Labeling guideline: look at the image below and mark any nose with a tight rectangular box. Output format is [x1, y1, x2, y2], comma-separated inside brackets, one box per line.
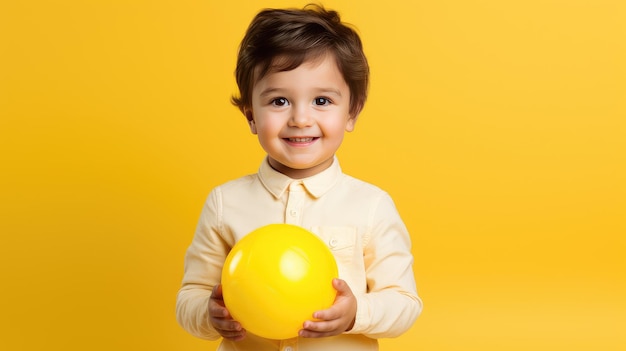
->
[288, 105, 313, 128]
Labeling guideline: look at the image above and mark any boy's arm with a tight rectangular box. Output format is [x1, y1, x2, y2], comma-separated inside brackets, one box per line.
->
[176, 189, 230, 340]
[347, 192, 423, 338]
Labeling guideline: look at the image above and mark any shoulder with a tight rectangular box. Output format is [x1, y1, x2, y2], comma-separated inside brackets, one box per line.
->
[330, 173, 398, 215]
[211, 173, 259, 193]
[203, 173, 260, 204]
[340, 173, 391, 199]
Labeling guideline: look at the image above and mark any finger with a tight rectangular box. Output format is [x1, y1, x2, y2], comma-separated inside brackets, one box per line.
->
[303, 319, 336, 332]
[212, 316, 245, 338]
[217, 327, 247, 341]
[312, 307, 342, 321]
[223, 332, 247, 341]
[209, 297, 229, 317]
[211, 284, 224, 299]
[209, 285, 230, 316]
[209, 306, 229, 321]
[214, 319, 244, 333]
[299, 321, 339, 338]
[311, 296, 348, 320]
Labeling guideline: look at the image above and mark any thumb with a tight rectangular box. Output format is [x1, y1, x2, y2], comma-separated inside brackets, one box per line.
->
[332, 278, 352, 295]
[211, 284, 224, 299]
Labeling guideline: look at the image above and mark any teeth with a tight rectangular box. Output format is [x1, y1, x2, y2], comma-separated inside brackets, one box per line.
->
[289, 137, 314, 142]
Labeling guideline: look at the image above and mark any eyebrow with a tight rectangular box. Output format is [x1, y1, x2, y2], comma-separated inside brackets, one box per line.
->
[259, 87, 343, 98]
[258, 88, 283, 98]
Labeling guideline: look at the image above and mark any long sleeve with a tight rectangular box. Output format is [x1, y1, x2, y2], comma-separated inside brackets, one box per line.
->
[176, 159, 422, 350]
[176, 188, 232, 340]
[347, 192, 423, 338]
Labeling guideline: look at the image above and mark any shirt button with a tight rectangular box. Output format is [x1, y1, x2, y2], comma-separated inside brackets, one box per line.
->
[329, 238, 338, 248]
[290, 210, 298, 217]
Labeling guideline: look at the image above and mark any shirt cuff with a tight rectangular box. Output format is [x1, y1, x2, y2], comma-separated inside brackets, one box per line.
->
[344, 294, 368, 334]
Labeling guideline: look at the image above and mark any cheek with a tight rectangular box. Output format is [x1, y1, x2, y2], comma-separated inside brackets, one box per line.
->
[325, 119, 351, 138]
[255, 120, 282, 143]
[254, 117, 276, 133]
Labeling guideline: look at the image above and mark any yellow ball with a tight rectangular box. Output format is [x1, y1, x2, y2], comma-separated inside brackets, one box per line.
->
[221, 224, 338, 340]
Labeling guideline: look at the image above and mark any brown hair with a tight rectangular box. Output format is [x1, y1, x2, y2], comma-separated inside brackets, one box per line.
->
[231, 4, 369, 120]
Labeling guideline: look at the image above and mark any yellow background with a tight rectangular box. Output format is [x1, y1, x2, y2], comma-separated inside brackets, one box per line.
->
[1, 0, 624, 350]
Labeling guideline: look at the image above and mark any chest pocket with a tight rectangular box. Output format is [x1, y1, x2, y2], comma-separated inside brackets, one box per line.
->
[311, 226, 358, 267]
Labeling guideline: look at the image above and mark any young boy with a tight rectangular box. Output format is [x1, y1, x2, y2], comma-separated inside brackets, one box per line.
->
[176, 5, 422, 350]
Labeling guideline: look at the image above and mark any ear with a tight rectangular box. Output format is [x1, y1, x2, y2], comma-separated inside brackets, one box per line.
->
[346, 103, 363, 132]
[345, 114, 358, 132]
[245, 109, 257, 134]
[249, 120, 257, 134]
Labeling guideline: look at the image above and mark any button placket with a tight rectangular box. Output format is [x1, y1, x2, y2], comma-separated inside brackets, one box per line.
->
[285, 182, 304, 225]
[280, 337, 298, 351]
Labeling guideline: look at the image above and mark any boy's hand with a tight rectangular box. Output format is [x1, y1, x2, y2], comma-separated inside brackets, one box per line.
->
[209, 284, 246, 341]
[299, 278, 357, 338]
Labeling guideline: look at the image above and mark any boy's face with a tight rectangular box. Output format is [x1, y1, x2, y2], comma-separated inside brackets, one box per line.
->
[246, 54, 356, 179]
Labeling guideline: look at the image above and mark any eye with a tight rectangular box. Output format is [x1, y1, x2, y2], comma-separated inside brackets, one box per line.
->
[271, 97, 289, 107]
[313, 97, 331, 106]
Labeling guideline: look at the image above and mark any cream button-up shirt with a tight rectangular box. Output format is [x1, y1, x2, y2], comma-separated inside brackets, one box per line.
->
[176, 158, 422, 351]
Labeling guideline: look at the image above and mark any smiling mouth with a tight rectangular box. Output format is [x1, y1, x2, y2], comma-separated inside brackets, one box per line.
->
[285, 137, 317, 142]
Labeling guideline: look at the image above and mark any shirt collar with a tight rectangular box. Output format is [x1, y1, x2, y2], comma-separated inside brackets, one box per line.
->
[258, 157, 343, 199]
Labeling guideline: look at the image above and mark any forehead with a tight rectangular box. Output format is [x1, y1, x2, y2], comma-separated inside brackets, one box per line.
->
[254, 51, 340, 84]
[253, 54, 347, 90]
